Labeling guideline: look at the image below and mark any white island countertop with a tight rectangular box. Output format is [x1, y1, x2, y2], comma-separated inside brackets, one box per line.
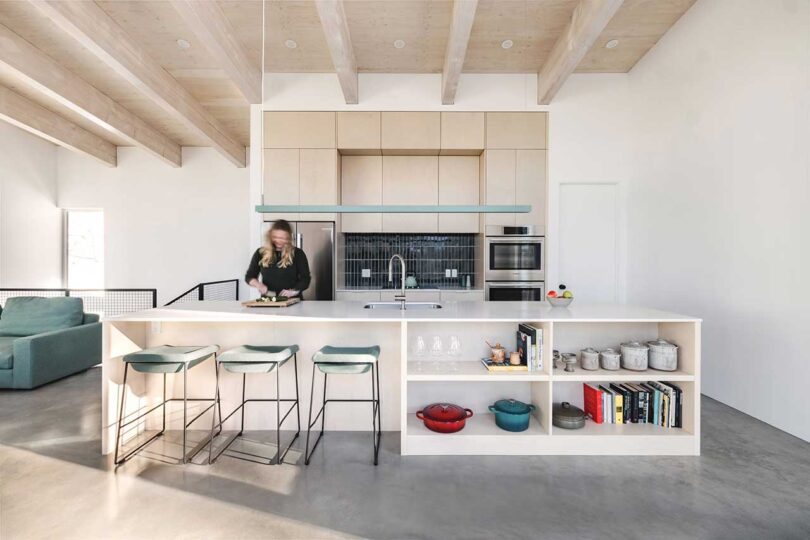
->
[107, 300, 700, 323]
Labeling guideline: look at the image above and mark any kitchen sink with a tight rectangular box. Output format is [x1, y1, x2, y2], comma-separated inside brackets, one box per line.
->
[363, 302, 443, 310]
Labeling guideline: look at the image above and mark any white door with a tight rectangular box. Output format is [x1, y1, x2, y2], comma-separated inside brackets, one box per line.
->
[558, 183, 623, 302]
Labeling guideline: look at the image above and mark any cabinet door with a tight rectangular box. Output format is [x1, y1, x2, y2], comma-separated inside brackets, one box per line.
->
[439, 156, 479, 232]
[516, 150, 547, 228]
[484, 150, 516, 226]
[382, 156, 438, 232]
[300, 149, 338, 221]
[263, 149, 299, 221]
[264, 112, 336, 148]
[380, 290, 441, 302]
[486, 112, 547, 149]
[337, 112, 381, 154]
[441, 112, 484, 154]
[381, 112, 440, 154]
[341, 156, 382, 232]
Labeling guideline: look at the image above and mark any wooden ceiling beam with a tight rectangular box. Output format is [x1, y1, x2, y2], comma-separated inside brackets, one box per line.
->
[0, 85, 116, 167]
[29, 0, 246, 167]
[441, 0, 478, 105]
[0, 23, 181, 167]
[314, 0, 358, 104]
[537, 0, 624, 105]
[169, 0, 261, 104]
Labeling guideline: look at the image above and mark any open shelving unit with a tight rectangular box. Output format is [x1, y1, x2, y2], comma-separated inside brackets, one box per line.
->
[401, 318, 700, 456]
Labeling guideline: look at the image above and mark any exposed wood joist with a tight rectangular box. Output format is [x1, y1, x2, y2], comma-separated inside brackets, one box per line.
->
[0, 85, 116, 167]
[29, 0, 246, 167]
[537, 0, 624, 105]
[169, 0, 261, 104]
[0, 23, 181, 168]
[441, 0, 478, 105]
[314, 0, 358, 104]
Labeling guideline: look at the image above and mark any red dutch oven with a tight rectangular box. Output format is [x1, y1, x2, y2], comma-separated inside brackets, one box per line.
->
[416, 403, 473, 433]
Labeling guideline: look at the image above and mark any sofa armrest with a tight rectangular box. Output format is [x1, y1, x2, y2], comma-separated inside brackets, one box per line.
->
[12, 322, 101, 389]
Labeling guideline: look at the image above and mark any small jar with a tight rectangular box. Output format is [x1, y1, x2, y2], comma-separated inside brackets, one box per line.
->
[561, 353, 577, 372]
[600, 348, 621, 371]
[579, 347, 600, 371]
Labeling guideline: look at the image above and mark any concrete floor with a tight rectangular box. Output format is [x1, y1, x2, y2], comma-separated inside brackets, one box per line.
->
[1, 368, 809, 540]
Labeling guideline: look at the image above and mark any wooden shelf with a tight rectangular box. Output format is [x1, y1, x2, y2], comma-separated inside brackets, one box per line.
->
[407, 360, 549, 381]
[551, 367, 695, 382]
[553, 419, 692, 437]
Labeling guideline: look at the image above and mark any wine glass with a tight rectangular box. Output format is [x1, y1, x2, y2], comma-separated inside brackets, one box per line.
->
[430, 335, 443, 372]
[448, 335, 462, 372]
[413, 335, 426, 372]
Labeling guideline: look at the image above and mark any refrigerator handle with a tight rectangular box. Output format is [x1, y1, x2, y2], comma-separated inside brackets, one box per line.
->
[296, 232, 303, 249]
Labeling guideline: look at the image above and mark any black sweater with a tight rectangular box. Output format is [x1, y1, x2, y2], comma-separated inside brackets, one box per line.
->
[245, 247, 311, 299]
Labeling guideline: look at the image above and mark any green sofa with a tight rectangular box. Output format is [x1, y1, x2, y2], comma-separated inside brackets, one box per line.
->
[0, 296, 101, 389]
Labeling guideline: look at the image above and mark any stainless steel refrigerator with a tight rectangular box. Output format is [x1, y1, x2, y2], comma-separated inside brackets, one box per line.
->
[261, 221, 335, 300]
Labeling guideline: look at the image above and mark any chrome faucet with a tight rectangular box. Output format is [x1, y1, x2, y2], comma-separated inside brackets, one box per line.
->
[388, 254, 406, 309]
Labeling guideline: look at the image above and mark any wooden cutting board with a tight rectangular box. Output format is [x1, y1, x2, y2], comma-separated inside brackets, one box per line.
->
[242, 297, 301, 308]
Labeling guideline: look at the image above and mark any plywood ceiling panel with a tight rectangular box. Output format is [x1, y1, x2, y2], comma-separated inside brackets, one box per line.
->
[345, 0, 452, 73]
[263, 0, 334, 72]
[465, 0, 577, 73]
[576, 0, 697, 72]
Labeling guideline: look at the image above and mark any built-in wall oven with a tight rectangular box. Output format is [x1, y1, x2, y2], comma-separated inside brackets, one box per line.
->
[485, 226, 545, 301]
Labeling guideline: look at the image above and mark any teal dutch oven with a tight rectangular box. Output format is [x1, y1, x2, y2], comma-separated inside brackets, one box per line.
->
[489, 399, 536, 432]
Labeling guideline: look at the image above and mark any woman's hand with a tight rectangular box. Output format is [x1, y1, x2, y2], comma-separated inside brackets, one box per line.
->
[280, 289, 299, 297]
[249, 278, 269, 296]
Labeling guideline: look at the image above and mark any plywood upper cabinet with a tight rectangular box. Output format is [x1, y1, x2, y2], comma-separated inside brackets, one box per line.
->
[483, 149, 516, 226]
[381, 112, 440, 155]
[341, 155, 383, 233]
[264, 112, 336, 148]
[486, 112, 547, 149]
[263, 149, 300, 221]
[441, 112, 485, 155]
[439, 156, 479, 233]
[300, 149, 339, 220]
[516, 150, 547, 228]
[337, 112, 381, 154]
[382, 156, 438, 232]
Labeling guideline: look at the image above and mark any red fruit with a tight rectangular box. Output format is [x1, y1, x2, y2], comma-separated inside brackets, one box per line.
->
[547, 291, 557, 298]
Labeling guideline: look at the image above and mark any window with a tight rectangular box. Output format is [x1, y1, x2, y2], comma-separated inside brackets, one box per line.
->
[65, 209, 104, 289]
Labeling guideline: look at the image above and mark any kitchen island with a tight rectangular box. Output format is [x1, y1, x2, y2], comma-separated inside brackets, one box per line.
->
[103, 301, 701, 456]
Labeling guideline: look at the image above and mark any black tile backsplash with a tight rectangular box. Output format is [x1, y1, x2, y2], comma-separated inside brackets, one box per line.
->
[343, 234, 477, 289]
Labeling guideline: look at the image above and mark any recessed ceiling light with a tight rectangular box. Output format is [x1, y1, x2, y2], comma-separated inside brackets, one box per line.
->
[393, 39, 406, 49]
[176, 38, 191, 50]
[285, 39, 298, 49]
[501, 39, 514, 50]
[605, 39, 619, 49]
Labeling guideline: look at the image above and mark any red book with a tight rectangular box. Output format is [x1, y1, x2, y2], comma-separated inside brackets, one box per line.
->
[583, 383, 603, 424]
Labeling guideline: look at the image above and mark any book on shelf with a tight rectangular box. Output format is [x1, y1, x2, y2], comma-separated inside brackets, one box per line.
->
[480, 358, 528, 372]
[516, 330, 531, 370]
[599, 385, 614, 424]
[518, 323, 543, 371]
[583, 383, 604, 424]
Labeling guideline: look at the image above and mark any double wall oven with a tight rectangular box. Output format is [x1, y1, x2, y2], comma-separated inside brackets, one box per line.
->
[484, 226, 545, 301]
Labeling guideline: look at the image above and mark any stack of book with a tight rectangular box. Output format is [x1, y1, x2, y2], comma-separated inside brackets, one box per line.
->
[517, 323, 543, 372]
[583, 382, 683, 427]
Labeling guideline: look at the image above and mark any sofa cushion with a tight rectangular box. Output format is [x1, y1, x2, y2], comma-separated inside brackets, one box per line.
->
[0, 336, 14, 369]
[0, 297, 84, 337]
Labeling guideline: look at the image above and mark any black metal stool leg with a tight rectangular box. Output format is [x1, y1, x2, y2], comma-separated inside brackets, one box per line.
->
[240, 373, 247, 436]
[294, 353, 301, 435]
[113, 362, 129, 466]
[305, 362, 316, 465]
[182, 364, 188, 463]
[275, 359, 281, 464]
[208, 361, 221, 464]
[375, 363, 382, 465]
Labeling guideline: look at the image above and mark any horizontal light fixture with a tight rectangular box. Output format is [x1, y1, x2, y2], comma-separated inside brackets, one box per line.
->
[255, 204, 532, 213]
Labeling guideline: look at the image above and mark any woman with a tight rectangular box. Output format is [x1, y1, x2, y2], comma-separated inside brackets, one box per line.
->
[246, 220, 311, 300]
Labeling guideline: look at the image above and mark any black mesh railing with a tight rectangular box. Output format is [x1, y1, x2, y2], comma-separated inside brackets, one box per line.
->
[165, 279, 239, 306]
[0, 288, 157, 318]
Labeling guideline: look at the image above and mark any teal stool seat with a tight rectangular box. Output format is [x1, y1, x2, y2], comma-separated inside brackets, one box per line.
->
[123, 345, 219, 373]
[115, 344, 220, 466]
[208, 344, 301, 465]
[312, 345, 380, 374]
[218, 345, 299, 374]
[306, 345, 382, 465]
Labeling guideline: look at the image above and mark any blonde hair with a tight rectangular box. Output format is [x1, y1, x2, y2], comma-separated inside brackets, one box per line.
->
[260, 220, 295, 268]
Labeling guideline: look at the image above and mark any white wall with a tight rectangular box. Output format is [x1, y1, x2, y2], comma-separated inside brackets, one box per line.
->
[0, 122, 61, 287]
[57, 147, 250, 305]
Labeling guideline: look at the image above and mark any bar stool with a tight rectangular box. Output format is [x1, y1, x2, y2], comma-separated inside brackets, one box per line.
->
[208, 345, 301, 465]
[114, 344, 220, 466]
[305, 345, 381, 466]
